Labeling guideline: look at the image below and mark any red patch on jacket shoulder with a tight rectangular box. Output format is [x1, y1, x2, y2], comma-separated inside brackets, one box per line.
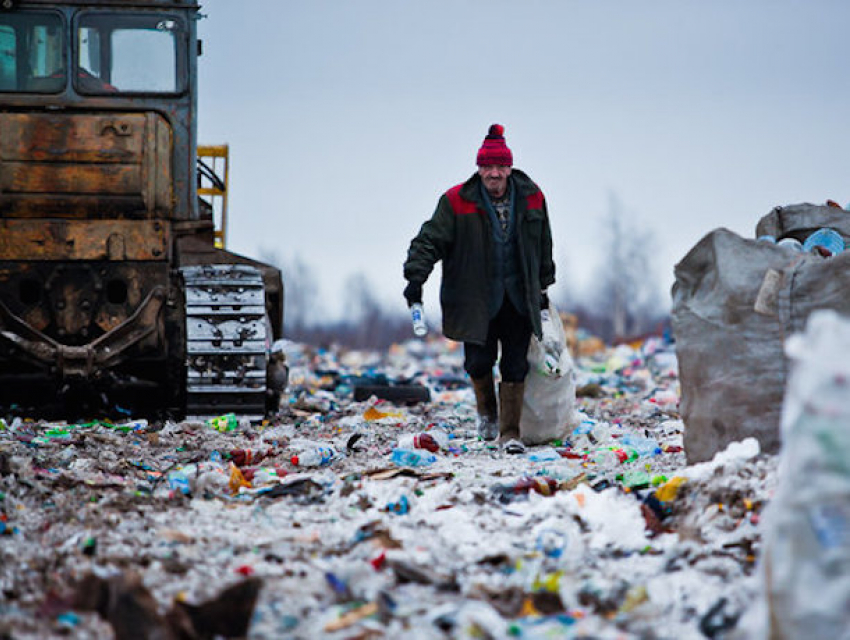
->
[526, 190, 544, 210]
[446, 184, 478, 215]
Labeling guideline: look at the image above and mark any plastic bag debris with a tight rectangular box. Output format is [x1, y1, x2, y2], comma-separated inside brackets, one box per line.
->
[0, 330, 787, 639]
[747, 310, 850, 639]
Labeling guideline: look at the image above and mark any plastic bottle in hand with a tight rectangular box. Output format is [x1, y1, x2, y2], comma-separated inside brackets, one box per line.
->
[291, 445, 338, 467]
[410, 303, 427, 337]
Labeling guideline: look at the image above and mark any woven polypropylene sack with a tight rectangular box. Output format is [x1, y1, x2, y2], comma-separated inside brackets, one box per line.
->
[672, 206, 850, 463]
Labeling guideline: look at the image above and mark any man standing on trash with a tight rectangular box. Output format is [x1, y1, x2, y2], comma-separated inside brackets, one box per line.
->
[403, 124, 555, 454]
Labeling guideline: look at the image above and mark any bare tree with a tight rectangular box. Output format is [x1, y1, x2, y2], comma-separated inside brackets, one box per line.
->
[340, 272, 410, 348]
[591, 192, 662, 341]
[342, 272, 381, 325]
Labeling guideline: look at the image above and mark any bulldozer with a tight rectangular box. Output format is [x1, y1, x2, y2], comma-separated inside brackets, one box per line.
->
[0, 0, 287, 419]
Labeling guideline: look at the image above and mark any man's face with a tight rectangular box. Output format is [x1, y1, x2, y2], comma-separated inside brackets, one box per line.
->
[478, 164, 511, 198]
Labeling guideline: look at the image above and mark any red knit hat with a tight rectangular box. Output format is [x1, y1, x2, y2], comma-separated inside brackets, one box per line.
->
[476, 124, 513, 167]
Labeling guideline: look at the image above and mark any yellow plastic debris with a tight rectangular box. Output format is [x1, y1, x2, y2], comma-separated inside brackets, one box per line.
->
[655, 476, 687, 503]
[228, 463, 251, 494]
[519, 597, 542, 617]
[532, 571, 563, 593]
[323, 602, 379, 632]
[363, 406, 403, 421]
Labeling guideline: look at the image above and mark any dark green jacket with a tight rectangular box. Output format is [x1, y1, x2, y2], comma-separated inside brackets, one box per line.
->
[404, 169, 555, 345]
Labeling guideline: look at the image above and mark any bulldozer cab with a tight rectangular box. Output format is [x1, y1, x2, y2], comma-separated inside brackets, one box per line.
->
[0, 1, 196, 220]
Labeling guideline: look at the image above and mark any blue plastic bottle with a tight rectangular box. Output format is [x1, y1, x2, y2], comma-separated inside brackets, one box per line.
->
[390, 448, 437, 467]
[528, 447, 561, 462]
[620, 434, 661, 457]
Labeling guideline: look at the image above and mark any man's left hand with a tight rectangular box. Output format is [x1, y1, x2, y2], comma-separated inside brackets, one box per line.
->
[404, 281, 423, 307]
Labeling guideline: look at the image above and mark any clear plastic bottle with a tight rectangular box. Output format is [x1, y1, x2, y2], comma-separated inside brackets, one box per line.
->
[410, 303, 427, 337]
[390, 448, 437, 467]
[291, 445, 338, 467]
[593, 447, 627, 468]
[619, 434, 661, 457]
[397, 429, 449, 452]
[251, 468, 280, 485]
[528, 447, 561, 462]
[590, 420, 612, 443]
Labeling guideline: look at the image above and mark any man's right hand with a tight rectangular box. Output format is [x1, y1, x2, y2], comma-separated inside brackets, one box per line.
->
[403, 281, 423, 307]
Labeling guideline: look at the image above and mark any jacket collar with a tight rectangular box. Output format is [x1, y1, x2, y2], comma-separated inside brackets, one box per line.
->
[459, 168, 538, 207]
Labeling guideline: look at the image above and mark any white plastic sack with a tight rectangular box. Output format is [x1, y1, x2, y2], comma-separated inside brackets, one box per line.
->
[520, 303, 579, 445]
[752, 310, 850, 639]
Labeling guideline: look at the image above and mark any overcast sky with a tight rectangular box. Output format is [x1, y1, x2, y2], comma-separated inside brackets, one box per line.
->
[196, 0, 850, 324]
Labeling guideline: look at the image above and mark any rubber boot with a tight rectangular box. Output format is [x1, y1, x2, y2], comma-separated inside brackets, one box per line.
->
[499, 381, 526, 454]
[471, 372, 498, 441]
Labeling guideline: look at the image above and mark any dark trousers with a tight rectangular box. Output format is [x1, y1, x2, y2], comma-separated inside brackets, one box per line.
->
[464, 298, 532, 383]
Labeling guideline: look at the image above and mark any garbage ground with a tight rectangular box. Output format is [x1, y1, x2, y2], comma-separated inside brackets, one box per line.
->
[0, 335, 777, 639]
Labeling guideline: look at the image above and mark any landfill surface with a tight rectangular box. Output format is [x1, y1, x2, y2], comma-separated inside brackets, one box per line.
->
[0, 335, 777, 639]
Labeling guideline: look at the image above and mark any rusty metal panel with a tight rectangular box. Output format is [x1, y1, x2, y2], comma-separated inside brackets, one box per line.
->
[0, 219, 169, 261]
[154, 114, 174, 212]
[0, 112, 173, 217]
[1, 163, 142, 194]
[0, 113, 145, 163]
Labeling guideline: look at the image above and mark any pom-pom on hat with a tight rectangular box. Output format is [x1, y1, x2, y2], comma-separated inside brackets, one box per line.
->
[476, 124, 513, 167]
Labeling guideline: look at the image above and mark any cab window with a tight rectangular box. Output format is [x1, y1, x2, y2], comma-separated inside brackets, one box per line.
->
[0, 12, 64, 93]
[76, 13, 183, 94]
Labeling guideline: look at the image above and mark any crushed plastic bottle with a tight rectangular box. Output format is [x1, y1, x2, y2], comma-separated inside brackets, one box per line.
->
[621, 470, 651, 490]
[387, 495, 410, 515]
[802, 227, 844, 257]
[593, 447, 629, 467]
[207, 412, 237, 433]
[492, 476, 561, 500]
[397, 430, 448, 453]
[251, 468, 282, 485]
[528, 447, 561, 462]
[117, 419, 148, 432]
[291, 445, 339, 467]
[620, 434, 661, 457]
[390, 448, 437, 467]
[167, 468, 192, 495]
[590, 420, 612, 443]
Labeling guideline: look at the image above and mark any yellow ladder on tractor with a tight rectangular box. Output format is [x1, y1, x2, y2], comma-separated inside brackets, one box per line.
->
[197, 144, 229, 249]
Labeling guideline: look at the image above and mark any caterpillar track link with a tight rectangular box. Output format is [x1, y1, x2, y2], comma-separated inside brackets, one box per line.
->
[182, 265, 269, 419]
